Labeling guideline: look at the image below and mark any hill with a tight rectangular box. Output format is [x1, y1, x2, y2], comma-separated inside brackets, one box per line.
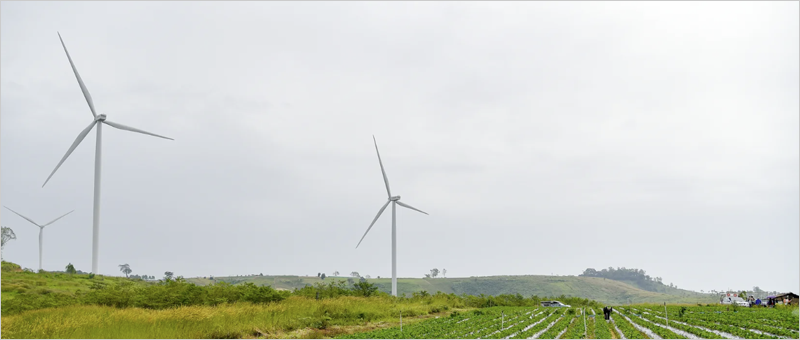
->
[185, 274, 718, 305]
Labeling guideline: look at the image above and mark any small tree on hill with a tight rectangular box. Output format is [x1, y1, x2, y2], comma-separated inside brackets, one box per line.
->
[350, 271, 360, 278]
[119, 263, 132, 278]
[333, 271, 339, 276]
[442, 268, 447, 278]
[65, 263, 76, 275]
[430, 268, 439, 278]
[321, 273, 327, 280]
[164, 271, 174, 280]
[1, 226, 16, 260]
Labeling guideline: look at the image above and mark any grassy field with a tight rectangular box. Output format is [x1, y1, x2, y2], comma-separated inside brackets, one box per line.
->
[0, 296, 470, 339]
[186, 275, 718, 305]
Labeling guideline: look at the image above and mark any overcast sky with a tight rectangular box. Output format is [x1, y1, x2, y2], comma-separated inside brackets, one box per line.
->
[1, 1, 797, 294]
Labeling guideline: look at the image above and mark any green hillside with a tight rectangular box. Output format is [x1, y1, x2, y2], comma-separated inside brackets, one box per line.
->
[185, 274, 718, 305]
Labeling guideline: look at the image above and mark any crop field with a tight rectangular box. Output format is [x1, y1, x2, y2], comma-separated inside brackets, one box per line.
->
[337, 305, 800, 339]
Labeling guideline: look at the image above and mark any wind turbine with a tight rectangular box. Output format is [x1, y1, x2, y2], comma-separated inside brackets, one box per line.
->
[3, 206, 74, 271]
[356, 136, 428, 297]
[42, 32, 173, 274]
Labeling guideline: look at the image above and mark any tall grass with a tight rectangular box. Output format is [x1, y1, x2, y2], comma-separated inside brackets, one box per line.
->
[1, 296, 456, 339]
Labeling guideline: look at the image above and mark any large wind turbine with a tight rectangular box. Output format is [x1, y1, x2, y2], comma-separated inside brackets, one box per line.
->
[42, 32, 174, 274]
[3, 206, 74, 271]
[356, 136, 428, 297]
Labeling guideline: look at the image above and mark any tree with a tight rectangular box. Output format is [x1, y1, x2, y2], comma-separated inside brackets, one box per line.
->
[1, 226, 16, 260]
[321, 273, 327, 280]
[430, 268, 439, 278]
[317, 273, 321, 278]
[164, 271, 174, 280]
[350, 271, 360, 278]
[353, 281, 379, 297]
[424, 273, 431, 278]
[360, 276, 367, 282]
[65, 263, 76, 275]
[118, 264, 132, 278]
[333, 271, 339, 276]
[442, 268, 447, 278]
[365, 275, 371, 279]
[739, 291, 747, 299]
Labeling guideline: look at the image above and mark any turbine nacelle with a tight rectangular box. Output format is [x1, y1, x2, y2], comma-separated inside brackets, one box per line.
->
[95, 114, 107, 122]
[390, 196, 401, 201]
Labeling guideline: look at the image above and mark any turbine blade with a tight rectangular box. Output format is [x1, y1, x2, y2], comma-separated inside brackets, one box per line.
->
[43, 121, 97, 187]
[3, 206, 43, 227]
[396, 201, 429, 215]
[373, 135, 391, 198]
[356, 200, 391, 249]
[42, 210, 75, 227]
[103, 121, 174, 140]
[58, 32, 97, 118]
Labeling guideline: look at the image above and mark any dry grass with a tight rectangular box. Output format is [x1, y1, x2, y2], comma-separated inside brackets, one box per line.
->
[1, 295, 463, 339]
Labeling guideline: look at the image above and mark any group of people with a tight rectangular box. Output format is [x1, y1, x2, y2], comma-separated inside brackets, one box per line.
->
[602, 306, 614, 320]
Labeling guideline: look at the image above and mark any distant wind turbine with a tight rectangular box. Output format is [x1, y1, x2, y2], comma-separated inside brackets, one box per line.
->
[42, 32, 173, 274]
[3, 206, 74, 271]
[356, 136, 428, 297]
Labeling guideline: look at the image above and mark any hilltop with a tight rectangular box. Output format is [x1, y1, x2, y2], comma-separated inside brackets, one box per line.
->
[185, 274, 718, 305]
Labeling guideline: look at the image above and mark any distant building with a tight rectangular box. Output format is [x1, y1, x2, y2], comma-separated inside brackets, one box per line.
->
[775, 292, 798, 306]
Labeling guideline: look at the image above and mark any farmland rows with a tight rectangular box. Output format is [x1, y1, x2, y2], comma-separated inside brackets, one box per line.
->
[511, 309, 565, 339]
[639, 306, 791, 339]
[558, 310, 586, 339]
[483, 310, 549, 339]
[338, 305, 799, 339]
[609, 316, 627, 339]
[507, 309, 558, 339]
[633, 308, 724, 339]
[617, 308, 690, 339]
[609, 312, 647, 339]
[537, 312, 574, 339]
[473, 310, 534, 339]
[613, 309, 663, 339]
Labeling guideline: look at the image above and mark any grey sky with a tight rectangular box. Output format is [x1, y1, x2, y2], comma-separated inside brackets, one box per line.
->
[1, 1, 797, 294]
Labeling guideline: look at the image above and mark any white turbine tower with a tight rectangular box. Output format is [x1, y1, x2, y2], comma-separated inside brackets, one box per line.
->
[3, 206, 74, 271]
[42, 32, 173, 274]
[356, 136, 428, 297]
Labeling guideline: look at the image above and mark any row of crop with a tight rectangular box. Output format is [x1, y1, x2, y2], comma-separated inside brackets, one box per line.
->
[641, 306, 781, 339]
[585, 313, 598, 339]
[633, 307, 726, 339]
[468, 309, 532, 339]
[678, 308, 796, 338]
[510, 308, 565, 339]
[559, 310, 586, 339]
[616, 308, 686, 339]
[482, 309, 549, 339]
[609, 311, 649, 339]
[589, 310, 620, 339]
[450, 309, 509, 339]
[507, 308, 560, 339]
[537, 312, 575, 339]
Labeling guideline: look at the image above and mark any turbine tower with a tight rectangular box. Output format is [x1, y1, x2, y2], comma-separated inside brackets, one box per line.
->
[3, 206, 74, 271]
[42, 32, 173, 274]
[356, 136, 428, 297]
